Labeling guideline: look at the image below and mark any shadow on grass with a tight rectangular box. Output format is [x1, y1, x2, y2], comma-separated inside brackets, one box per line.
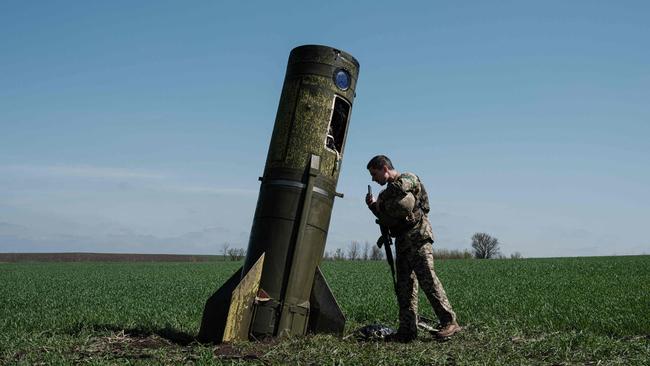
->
[66, 323, 196, 346]
[63, 322, 272, 362]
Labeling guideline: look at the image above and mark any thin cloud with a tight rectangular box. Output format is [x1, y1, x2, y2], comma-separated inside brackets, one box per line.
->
[1, 165, 256, 195]
[1, 164, 165, 180]
[165, 185, 257, 196]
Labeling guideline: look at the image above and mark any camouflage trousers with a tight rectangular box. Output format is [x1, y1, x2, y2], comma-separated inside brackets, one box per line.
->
[395, 239, 456, 336]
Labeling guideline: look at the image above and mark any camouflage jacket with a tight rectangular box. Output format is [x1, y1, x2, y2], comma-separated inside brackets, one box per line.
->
[375, 172, 434, 243]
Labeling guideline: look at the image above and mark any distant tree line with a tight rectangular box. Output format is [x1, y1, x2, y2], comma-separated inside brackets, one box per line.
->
[322, 241, 475, 261]
[220, 232, 523, 262]
[0, 253, 222, 263]
[322, 232, 523, 261]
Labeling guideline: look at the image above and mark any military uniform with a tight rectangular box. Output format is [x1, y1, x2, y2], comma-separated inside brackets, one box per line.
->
[373, 172, 457, 337]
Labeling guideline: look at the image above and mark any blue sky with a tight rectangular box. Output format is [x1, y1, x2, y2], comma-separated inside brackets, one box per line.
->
[1, 1, 648, 257]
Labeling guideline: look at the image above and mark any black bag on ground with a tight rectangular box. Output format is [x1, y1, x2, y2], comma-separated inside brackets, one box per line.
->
[354, 324, 396, 341]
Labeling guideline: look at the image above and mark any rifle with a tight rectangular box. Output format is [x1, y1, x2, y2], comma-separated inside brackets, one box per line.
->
[369, 185, 397, 293]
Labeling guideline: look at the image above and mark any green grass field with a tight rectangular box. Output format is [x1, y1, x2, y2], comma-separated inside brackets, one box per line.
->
[1, 256, 648, 365]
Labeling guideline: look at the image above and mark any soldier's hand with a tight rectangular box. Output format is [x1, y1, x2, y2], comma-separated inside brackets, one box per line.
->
[365, 193, 375, 208]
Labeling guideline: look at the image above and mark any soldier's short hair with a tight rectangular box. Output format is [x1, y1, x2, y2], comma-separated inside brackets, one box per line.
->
[367, 155, 394, 170]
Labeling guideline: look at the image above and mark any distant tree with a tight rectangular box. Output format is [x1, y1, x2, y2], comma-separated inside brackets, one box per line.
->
[363, 241, 370, 261]
[322, 250, 331, 261]
[227, 248, 246, 261]
[370, 245, 384, 261]
[348, 241, 360, 260]
[471, 232, 500, 259]
[431, 248, 474, 260]
[333, 248, 345, 261]
[221, 242, 230, 261]
[510, 251, 523, 259]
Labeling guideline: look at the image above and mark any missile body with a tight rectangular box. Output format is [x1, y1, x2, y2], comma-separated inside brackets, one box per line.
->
[199, 45, 359, 343]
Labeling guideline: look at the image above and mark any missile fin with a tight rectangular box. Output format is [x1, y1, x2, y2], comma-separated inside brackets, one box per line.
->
[197, 267, 243, 343]
[307, 265, 345, 335]
[222, 253, 265, 342]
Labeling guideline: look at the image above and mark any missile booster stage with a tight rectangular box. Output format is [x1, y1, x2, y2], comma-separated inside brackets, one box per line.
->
[199, 45, 360, 343]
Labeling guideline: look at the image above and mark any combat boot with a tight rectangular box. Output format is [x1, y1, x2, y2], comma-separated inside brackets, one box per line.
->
[435, 322, 461, 339]
[384, 332, 417, 343]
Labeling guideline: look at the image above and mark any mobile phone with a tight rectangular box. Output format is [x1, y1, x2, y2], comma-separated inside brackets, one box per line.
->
[367, 184, 372, 196]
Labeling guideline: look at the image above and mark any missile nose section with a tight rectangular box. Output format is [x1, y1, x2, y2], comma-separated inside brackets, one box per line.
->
[199, 45, 360, 343]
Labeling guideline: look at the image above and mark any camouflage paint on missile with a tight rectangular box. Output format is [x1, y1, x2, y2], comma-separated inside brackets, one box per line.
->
[199, 45, 360, 343]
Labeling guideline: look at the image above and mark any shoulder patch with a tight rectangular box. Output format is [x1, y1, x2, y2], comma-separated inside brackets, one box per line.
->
[396, 173, 418, 193]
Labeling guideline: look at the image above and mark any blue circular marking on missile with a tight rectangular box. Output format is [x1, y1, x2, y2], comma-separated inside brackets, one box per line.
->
[334, 69, 350, 90]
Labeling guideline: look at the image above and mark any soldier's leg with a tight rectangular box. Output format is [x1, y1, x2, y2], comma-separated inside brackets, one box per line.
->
[395, 246, 418, 336]
[411, 242, 457, 325]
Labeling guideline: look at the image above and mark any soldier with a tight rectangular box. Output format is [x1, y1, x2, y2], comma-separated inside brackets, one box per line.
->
[365, 155, 461, 342]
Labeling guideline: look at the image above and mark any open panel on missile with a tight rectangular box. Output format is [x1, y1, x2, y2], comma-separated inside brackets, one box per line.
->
[325, 96, 351, 156]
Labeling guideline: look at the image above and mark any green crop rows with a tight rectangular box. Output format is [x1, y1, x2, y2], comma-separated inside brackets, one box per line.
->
[1, 256, 648, 365]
